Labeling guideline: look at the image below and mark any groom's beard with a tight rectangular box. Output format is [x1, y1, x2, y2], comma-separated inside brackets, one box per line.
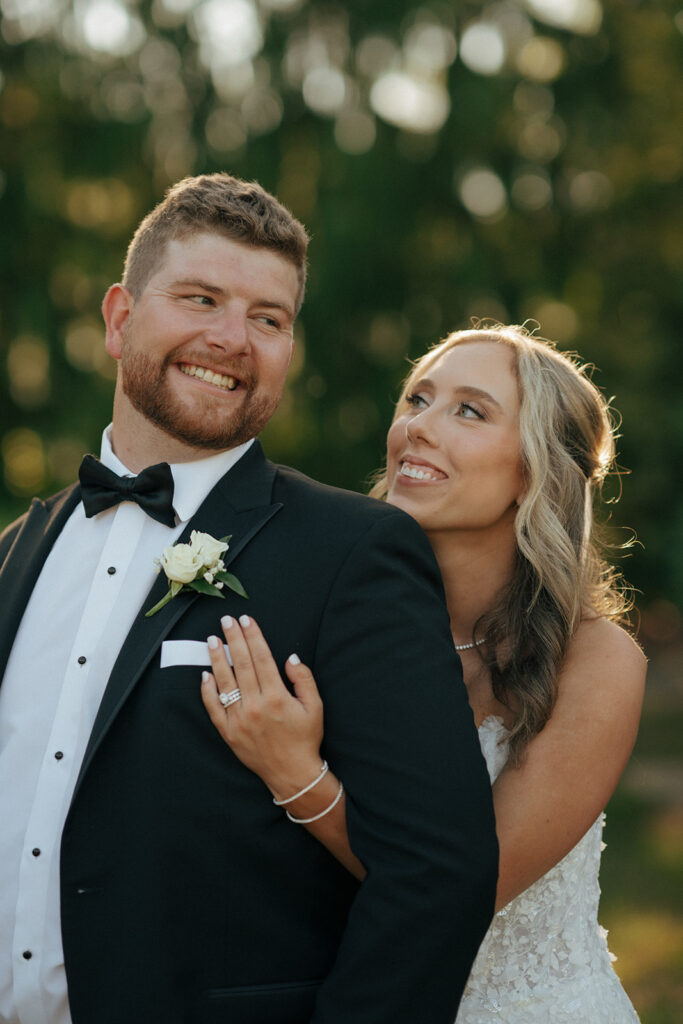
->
[119, 342, 281, 451]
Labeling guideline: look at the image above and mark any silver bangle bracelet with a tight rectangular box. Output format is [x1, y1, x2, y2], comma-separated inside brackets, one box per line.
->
[272, 761, 329, 806]
[286, 781, 344, 825]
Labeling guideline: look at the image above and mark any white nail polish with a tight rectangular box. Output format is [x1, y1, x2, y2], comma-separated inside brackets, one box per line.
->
[238, 615, 250, 628]
[288, 653, 301, 665]
[221, 615, 234, 630]
[201, 671, 209, 683]
[207, 635, 220, 649]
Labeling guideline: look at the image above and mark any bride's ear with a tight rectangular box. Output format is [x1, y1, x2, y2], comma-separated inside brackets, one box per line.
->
[102, 284, 134, 360]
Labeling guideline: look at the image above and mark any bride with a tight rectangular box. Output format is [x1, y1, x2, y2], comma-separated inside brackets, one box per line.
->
[201, 324, 646, 1021]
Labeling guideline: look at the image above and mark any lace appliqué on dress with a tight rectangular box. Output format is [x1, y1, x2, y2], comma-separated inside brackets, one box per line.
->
[455, 716, 640, 1023]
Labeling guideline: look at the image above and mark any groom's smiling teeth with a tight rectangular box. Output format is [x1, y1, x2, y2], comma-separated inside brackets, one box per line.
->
[179, 364, 238, 391]
[399, 461, 446, 481]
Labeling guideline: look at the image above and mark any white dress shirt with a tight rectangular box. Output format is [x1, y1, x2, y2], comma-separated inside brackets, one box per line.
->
[0, 428, 253, 1024]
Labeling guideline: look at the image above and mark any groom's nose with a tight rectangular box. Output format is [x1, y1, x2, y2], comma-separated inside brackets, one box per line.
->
[204, 303, 250, 356]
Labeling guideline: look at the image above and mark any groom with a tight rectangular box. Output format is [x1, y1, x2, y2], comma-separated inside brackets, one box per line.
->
[0, 173, 497, 1024]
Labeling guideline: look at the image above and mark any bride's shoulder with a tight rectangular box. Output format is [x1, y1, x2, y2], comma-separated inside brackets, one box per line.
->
[572, 616, 646, 666]
[559, 617, 647, 708]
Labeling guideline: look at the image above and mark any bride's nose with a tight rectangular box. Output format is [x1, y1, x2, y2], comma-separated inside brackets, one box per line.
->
[405, 409, 439, 447]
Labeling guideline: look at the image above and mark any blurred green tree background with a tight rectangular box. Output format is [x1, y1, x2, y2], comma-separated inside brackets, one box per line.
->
[1, 1, 681, 1019]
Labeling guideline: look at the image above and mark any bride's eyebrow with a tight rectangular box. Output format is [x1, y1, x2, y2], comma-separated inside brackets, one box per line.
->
[454, 386, 503, 412]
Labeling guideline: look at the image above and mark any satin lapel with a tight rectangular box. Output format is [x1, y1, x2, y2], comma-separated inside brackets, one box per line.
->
[0, 486, 81, 683]
[75, 442, 282, 789]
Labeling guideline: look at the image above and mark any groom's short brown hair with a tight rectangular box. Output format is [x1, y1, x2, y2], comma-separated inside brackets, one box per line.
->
[122, 173, 310, 313]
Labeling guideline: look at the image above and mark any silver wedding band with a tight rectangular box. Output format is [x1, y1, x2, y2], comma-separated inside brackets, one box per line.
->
[218, 688, 242, 708]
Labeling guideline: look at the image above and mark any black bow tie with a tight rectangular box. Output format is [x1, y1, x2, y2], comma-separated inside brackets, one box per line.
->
[79, 455, 176, 528]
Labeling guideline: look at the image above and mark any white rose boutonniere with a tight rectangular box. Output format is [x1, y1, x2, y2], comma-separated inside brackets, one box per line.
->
[145, 530, 248, 617]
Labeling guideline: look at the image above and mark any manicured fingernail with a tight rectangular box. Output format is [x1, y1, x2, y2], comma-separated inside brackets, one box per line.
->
[201, 671, 209, 683]
[238, 615, 250, 627]
[207, 635, 220, 649]
[288, 653, 301, 665]
[221, 615, 234, 630]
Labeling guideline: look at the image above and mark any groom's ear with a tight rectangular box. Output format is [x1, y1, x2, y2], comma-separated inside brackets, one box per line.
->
[102, 283, 134, 360]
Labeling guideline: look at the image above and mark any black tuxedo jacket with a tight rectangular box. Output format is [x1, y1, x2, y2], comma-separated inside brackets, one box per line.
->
[0, 441, 497, 1024]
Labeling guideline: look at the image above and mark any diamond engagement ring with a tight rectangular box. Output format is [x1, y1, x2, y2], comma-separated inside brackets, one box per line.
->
[218, 688, 242, 708]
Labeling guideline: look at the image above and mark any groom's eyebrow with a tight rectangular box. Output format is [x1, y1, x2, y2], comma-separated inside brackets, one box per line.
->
[172, 277, 223, 294]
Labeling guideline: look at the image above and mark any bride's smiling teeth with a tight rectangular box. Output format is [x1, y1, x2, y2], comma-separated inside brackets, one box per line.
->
[400, 461, 445, 481]
[179, 364, 238, 391]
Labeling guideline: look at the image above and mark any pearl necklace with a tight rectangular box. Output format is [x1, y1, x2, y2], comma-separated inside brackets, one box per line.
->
[453, 637, 486, 651]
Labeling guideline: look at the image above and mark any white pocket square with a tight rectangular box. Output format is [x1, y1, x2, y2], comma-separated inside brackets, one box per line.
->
[160, 639, 233, 668]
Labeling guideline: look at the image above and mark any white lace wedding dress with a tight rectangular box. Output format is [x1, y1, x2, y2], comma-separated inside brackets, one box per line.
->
[456, 716, 640, 1023]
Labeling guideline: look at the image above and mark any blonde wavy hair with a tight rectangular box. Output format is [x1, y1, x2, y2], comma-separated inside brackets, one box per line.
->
[370, 324, 633, 764]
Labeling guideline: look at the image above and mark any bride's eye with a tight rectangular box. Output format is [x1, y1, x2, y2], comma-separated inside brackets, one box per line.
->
[406, 392, 428, 409]
[456, 402, 485, 420]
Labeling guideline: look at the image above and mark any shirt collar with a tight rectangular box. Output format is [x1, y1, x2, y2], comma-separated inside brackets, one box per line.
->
[99, 426, 255, 524]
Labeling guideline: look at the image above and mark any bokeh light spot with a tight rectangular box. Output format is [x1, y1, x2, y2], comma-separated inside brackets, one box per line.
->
[47, 437, 89, 486]
[334, 110, 376, 155]
[1, 0, 59, 43]
[404, 23, 457, 74]
[516, 36, 566, 82]
[78, 0, 145, 57]
[64, 317, 108, 374]
[241, 87, 283, 134]
[568, 169, 613, 211]
[370, 71, 450, 134]
[356, 34, 399, 78]
[511, 168, 553, 210]
[516, 114, 565, 162]
[523, 0, 603, 36]
[458, 167, 507, 220]
[193, 0, 263, 68]
[205, 107, 247, 152]
[366, 312, 409, 366]
[64, 178, 136, 232]
[302, 66, 347, 116]
[2, 428, 47, 495]
[465, 295, 510, 327]
[513, 81, 555, 116]
[532, 299, 578, 342]
[459, 22, 506, 76]
[7, 334, 50, 408]
[211, 60, 255, 100]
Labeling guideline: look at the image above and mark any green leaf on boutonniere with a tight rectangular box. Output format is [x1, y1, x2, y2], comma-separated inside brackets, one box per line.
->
[215, 571, 249, 599]
[189, 578, 225, 598]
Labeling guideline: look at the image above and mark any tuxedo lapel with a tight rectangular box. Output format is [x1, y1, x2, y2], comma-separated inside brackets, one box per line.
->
[0, 485, 81, 683]
[75, 442, 282, 790]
